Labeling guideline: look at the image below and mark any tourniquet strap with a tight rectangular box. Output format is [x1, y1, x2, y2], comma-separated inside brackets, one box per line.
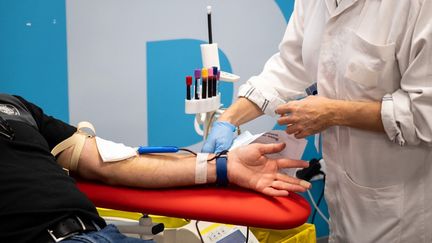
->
[51, 121, 96, 172]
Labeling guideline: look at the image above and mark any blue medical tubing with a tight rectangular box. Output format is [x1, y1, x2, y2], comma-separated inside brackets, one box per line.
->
[137, 146, 179, 154]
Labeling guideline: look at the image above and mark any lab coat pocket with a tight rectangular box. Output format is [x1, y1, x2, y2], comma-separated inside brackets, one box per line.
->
[344, 31, 395, 89]
[339, 172, 403, 242]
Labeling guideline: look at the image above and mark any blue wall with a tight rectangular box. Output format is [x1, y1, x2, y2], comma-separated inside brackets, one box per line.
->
[0, 0, 69, 121]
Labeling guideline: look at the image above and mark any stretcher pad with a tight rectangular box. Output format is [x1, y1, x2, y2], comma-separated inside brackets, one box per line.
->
[76, 180, 310, 229]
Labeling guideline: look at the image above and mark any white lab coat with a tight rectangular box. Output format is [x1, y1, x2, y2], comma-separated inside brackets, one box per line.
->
[238, 0, 432, 242]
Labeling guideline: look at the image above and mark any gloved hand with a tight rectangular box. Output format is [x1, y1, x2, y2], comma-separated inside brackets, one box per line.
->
[202, 121, 236, 153]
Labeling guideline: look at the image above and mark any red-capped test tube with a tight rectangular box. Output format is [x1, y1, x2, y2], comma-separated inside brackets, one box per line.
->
[186, 76, 192, 100]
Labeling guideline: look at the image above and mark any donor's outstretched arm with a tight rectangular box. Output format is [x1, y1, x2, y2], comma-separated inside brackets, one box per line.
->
[57, 137, 311, 197]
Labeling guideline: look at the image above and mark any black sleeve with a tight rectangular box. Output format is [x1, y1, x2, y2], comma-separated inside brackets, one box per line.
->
[14, 95, 77, 149]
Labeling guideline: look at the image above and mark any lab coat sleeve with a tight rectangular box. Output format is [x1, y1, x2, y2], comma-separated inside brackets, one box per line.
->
[381, 0, 432, 146]
[238, 0, 312, 117]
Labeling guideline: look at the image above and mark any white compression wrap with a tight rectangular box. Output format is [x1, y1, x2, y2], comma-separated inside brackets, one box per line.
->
[195, 153, 208, 184]
[51, 121, 138, 174]
[95, 137, 137, 162]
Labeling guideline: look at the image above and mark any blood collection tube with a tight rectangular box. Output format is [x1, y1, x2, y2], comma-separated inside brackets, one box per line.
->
[201, 68, 208, 99]
[208, 68, 213, 98]
[186, 76, 192, 100]
[212, 67, 218, 96]
[194, 69, 201, 99]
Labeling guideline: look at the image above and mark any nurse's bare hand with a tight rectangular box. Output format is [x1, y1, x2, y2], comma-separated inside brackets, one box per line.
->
[227, 143, 311, 197]
[275, 96, 336, 138]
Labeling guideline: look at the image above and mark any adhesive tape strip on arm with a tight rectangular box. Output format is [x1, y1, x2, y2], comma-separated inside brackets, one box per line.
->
[195, 153, 208, 184]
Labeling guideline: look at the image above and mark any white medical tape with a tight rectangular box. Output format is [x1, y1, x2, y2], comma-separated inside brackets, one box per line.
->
[195, 153, 208, 184]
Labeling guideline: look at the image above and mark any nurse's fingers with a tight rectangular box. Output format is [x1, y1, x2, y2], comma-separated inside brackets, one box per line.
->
[294, 127, 317, 139]
[294, 130, 309, 139]
[286, 123, 303, 135]
[275, 102, 297, 115]
[277, 115, 298, 125]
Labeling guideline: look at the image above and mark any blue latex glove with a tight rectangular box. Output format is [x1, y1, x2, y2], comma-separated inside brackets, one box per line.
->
[202, 121, 236, 153]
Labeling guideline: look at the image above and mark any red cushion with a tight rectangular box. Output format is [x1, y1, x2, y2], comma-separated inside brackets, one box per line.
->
[76, 180, 310, 229]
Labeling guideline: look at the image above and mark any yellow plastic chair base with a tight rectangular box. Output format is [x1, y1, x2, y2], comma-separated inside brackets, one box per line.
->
[97, 207, 190, 228]
[251, 223, 316, 243]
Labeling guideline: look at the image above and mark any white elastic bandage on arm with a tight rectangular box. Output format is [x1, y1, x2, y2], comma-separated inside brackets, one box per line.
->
[195, 153, 208, 184]
[95, 137, 137, 162]
[51, 121, 96, 172]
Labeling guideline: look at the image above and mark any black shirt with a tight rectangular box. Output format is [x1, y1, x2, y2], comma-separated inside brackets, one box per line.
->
[0, 94, 105, 242]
